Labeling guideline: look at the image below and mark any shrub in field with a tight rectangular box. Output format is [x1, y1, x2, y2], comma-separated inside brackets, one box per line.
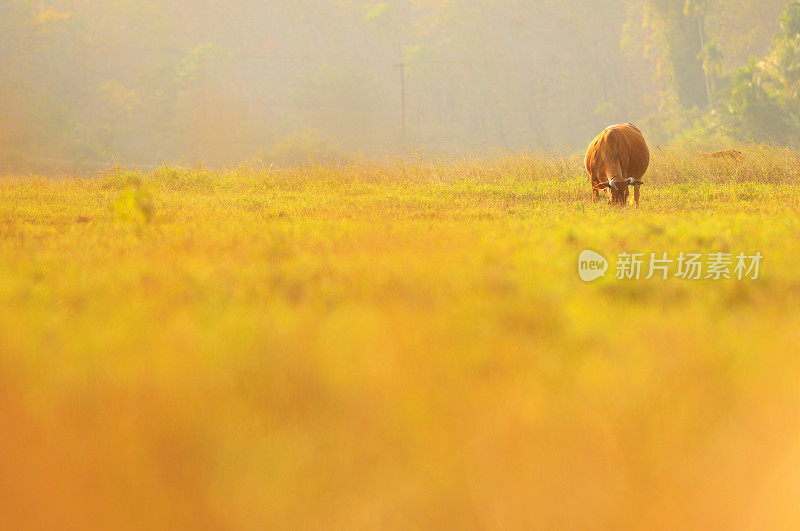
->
[113, 177, 154, 225]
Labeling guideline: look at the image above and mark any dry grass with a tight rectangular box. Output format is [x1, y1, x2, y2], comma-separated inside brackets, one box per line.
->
[2, 145, 800, 529]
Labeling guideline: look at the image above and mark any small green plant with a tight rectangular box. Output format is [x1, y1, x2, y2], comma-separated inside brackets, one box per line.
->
[113, 177, 154, 225]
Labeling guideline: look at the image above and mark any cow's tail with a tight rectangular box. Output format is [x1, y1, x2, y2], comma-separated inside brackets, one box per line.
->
[604, 128, 623, 182]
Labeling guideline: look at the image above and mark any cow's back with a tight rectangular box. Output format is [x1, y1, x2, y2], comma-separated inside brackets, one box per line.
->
[585, 123, 649, 183]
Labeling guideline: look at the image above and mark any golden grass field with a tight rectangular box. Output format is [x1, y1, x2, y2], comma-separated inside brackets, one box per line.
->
[2, 146, 800, 529]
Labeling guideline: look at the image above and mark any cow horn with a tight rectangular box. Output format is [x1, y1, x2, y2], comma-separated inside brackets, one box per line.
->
[627, 177, 635, 184]
[608, 180, 618, 191]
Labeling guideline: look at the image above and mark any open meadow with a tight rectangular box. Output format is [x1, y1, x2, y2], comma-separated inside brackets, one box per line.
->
[3, 146, 800, 529]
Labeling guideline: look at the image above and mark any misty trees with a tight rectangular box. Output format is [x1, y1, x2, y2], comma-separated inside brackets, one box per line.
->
[712, 1, 800, 142]
[623, 0, 792, 144]
[0, 1, 72, 164]
[648, 0, 709, 109]
[0, 0, 660, 166]
[290, 67, 390, 154]
[175, 44, 259, 164]
[2, 0, 800, 168]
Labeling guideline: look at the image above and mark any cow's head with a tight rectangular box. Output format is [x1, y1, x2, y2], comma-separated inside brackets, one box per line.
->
[595, 177, 643, 206]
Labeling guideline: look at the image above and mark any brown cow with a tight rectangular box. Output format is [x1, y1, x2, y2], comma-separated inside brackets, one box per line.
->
[585, 123, 650, 207]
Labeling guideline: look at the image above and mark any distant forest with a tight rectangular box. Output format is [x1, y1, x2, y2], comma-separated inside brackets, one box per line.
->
[0, 0, 797, 168]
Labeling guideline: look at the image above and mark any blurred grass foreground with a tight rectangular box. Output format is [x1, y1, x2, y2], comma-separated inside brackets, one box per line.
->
[2, 147, 800, 529]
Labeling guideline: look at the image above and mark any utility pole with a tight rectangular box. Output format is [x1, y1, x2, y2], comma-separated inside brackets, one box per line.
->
[396, 61, 407, 148]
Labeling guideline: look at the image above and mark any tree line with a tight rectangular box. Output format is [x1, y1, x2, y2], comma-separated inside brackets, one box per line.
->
[0, 0, 794, 169]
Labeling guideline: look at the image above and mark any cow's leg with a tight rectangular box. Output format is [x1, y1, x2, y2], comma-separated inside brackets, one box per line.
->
[592, 188, 600, 202]
[634, 185, 640, 208]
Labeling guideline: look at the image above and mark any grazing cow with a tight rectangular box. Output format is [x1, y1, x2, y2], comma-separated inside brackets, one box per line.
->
[585, 123, 650, 207]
